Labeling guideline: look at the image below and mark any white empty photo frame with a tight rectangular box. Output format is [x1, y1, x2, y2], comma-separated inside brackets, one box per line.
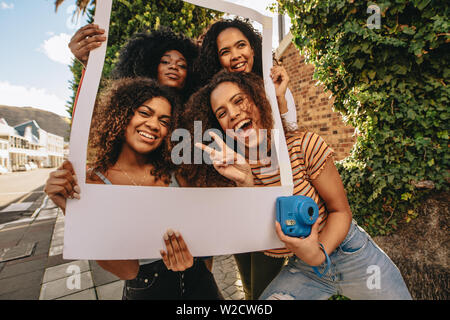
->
[64, 0, 293, 260]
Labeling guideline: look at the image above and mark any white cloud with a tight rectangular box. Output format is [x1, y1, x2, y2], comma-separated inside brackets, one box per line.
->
[38, 33, 74, 65]
[0, 81, 69, 117]
[0, 2, 14, 10]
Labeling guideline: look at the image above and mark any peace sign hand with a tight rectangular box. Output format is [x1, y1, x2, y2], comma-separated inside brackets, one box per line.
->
[195, 132, 254, 187]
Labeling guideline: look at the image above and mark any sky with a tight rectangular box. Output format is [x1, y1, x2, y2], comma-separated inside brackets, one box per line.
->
[0, 0, 89, 117]
[0, 0, 289, 118]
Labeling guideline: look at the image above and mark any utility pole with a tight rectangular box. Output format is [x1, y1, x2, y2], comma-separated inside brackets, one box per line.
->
[278, 14, 285, 44]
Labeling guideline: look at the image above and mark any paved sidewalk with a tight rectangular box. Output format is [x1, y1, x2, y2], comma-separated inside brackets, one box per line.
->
[0, 195, 244, 300]
[37, 201, 244, 300]
[39, 209, 125, 300]
[0, 195, 58, 299]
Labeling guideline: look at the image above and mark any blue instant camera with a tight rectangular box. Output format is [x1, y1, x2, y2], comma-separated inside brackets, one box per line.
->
[276, 195, 319, 238]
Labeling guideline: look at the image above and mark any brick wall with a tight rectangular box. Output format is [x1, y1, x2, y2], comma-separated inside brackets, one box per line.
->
[276, 35, 356, 161]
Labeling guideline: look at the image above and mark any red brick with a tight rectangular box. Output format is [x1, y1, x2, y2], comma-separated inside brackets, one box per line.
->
[278, 42, 355, 160]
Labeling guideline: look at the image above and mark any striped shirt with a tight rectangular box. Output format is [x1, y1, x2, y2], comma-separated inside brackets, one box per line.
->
[250, 131, 334, 258]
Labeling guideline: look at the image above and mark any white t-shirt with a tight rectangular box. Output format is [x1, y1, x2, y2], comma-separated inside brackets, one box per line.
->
[280, 88, 298, 132]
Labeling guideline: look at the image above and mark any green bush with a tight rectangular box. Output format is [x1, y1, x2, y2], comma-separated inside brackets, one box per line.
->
[278, 0, 449, 235]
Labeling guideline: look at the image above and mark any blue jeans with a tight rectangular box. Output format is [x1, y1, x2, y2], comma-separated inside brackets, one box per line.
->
[259, 221, 412, 300]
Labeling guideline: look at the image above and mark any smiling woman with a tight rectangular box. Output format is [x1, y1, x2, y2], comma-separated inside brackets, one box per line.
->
[216, 27, 255, 74]
[87, 77, 177, 185]
[195, 18, 298, 132]
[69, 25, 199, 102]
[44, 76, 224, 300]
[157, 50, 188, 89]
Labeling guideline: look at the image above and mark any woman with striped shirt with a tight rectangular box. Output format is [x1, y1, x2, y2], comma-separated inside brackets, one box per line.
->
[188, 70, 411, 300]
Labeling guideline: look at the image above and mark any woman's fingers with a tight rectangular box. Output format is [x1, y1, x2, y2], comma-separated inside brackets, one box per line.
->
[270, 66, 289, 91]
[47, 168, 79, 198]
[69, 24, 106, 65]
[163, 229, 183, 271]
[70, 24, 105, 44]
[60, 160, 76, 178]
[50, 178, 75, 197]
[44, 161, 80, 215]
[275, 221, 291, 243]
[195, 142, 216, 157]
[175, 232, 194, 267]
[195, 132, 238, 165]
[43, 185, 68, 212]
[195, 142, 224, 164]
[45, 183, 70, 199]
[161, 229, 193, 271]
[76, 40, 104, 62]
[309, 216, 324, 237]
[49, 169, 75, 186]
[160, 249, 171, 270]
[77, 33, 106, 49]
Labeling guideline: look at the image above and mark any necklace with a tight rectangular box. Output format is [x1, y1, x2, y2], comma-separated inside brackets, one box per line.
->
[116, 163, 149, 186]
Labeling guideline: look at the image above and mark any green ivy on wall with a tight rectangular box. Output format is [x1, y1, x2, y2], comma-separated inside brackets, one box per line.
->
[277, 0, 449, 235]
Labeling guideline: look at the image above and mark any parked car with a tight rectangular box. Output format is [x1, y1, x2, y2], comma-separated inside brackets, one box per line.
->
[28, 162, 38, 170]
[0, 165, 8, 174]
[17, 164, 31, 171]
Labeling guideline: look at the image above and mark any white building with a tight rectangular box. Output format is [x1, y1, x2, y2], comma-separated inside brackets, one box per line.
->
[0, 137, 8, 169]
[0, 118, 64, 171]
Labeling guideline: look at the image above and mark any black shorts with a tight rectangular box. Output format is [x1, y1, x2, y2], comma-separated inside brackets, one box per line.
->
[122, 258, 223, 300]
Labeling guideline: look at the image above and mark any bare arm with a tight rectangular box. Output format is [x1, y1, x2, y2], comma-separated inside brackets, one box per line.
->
[311, 157, 353, 257]
[275, 157, 352, 266]
[96, 260, 140, 280]
[270, 65, 289, 114]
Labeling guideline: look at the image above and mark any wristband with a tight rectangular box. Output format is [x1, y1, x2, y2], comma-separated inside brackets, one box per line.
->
[312, 243, 331, 278]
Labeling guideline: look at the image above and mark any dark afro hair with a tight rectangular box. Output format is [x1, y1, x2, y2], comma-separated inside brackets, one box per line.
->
[177, 71, 273, 187]
[193, 18, 263, 89]
[111, 27, 199, 100]
[89, 77, 180, 184]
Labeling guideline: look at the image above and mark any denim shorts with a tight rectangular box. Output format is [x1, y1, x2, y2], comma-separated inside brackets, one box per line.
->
[259, 221, 412, 300]
[123, 258, 223, 300]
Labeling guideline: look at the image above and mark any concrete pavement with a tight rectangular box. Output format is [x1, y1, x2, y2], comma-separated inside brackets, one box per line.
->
[0, 168, 54, 207]
[0, 194, 244, 300]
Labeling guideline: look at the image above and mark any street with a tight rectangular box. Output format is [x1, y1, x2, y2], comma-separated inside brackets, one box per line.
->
[0, 168, 53, 207]
[0, 168, 53, 225]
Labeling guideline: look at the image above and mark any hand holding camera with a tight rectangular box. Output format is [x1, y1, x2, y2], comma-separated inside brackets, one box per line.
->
[275, 196, 329, 275]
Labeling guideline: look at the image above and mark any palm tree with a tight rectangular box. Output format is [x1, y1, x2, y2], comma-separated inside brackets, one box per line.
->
[54, 0, 95, 16]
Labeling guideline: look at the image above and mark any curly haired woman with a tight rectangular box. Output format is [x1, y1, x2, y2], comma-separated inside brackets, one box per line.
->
[69, 24, 199, 100]
[45, 77, 223, 300]
[183, 71, 411, 300]
[194, 18, 298, 132]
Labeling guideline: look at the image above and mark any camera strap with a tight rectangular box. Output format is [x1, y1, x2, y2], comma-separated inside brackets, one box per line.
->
[312, 243, 331, 278]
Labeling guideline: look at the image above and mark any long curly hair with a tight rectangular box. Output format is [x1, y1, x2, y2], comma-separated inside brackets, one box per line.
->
[194, 18, 263, 89]
[88, 77, 180, 184]
[178, 71, 273, 187]
[111, 27, 199, 101]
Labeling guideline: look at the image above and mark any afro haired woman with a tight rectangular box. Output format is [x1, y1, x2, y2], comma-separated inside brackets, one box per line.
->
[194, 18, 298, 132]
[45, 77, 223, 300]
[183, 70, 411, 300]
[69, 24, 199, 101]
